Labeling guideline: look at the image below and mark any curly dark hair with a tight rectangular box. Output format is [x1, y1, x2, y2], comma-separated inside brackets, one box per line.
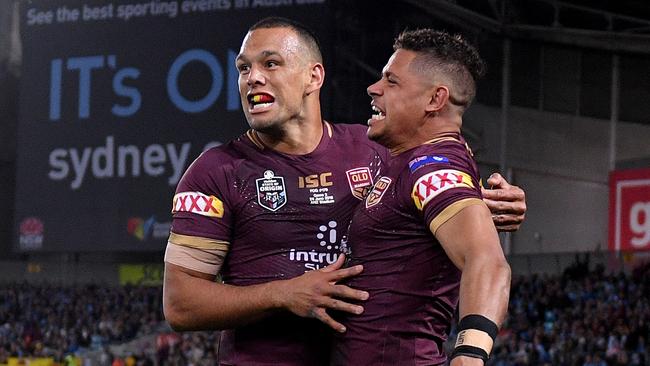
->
[394, 29, 486, 108]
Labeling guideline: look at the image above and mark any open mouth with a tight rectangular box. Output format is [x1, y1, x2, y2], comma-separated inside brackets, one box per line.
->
[371, 105, 385, 120]
[247, 93, 275, 110]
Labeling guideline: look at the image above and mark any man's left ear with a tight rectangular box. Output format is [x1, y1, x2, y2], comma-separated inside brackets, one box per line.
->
[425, 86, 449, 113]
[306, 63, 325, 95]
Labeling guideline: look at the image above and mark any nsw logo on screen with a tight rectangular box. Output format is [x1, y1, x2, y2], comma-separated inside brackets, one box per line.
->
[19, 217, 44, 250]
[127, 216, 171, 241]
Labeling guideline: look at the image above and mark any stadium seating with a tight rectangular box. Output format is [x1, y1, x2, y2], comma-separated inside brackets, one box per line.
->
[1, 263, 648, 365]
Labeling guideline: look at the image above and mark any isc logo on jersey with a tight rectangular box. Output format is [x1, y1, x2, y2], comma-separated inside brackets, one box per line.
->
[411, 169, 474, 210]
[172, 191, 224, 218]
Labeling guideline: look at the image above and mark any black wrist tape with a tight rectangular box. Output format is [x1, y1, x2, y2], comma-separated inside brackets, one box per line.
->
[449, 314, 498, 363]
[450, 345, 488, 362]
[457, 314, 498, 339]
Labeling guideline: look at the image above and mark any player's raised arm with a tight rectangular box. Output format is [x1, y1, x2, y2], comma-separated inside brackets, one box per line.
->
[482, 173, 527, 232]
[163, 250, 368, 332]
[433, 202, 511, 365]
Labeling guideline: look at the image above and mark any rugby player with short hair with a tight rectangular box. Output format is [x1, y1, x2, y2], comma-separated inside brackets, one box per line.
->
[163, 18, 524, 365]
[330, 29, 511, 365]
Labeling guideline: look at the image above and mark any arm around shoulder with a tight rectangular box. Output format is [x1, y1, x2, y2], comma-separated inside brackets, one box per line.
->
[482, 173, 526, 232]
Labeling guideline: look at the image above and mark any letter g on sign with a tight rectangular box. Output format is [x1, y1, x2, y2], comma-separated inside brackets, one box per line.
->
[630, 202, 650, 248]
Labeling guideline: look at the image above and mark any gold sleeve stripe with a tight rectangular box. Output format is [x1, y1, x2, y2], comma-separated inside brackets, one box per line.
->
[454, 329, 494, 354]
[246, 130, 265, 149]
[324, 121, 333, 138]
[429, 198, 485, 235]
[168, 232, 230, 251]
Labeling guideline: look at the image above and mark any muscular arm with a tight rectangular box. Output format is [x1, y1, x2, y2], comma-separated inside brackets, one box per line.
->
[483, 173, 526, 232]
[434, 202, 511, 365]
[163, 253, 368, 333]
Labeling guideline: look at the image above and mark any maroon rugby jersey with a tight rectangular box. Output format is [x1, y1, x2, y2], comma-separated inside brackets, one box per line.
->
[170, 122, 387, 366]
[331, 133, 484, 366]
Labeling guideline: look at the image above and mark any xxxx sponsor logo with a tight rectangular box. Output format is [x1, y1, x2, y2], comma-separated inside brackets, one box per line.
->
[172, 191, 224, 218]
[411, 169, 474, 210]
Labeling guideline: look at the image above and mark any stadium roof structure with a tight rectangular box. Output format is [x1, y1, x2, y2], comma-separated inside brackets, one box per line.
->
[403, 0, 650, 54]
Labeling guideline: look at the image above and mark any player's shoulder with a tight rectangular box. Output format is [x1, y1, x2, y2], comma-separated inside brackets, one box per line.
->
[190, 134, 254, 170]
[179, 135, 254, 187]
[329, 122, 386, 152]
[419, 135, 468, 154]
[330, 122, 367, 140]
[403, 135, 474, 176]
[186, 144, 233, 173]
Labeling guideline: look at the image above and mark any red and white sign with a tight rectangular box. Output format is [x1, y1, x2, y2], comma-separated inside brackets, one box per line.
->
[609, 168, 650, 251]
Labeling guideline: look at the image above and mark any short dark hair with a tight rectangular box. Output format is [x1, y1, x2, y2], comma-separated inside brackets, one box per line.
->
[394, 29, 486, 108]
[249, 17, 323, 63]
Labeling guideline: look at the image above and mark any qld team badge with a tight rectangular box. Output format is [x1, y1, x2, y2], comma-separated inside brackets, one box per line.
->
[346, 167, 374, 200]
[256, 170, 287, 211]
[365, 176, 392, 208]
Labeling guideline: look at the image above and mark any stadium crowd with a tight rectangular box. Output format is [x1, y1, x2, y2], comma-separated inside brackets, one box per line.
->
[0, 262, 648, 365]
[485, 262, 650, 365]
[0, 283, 163, 365]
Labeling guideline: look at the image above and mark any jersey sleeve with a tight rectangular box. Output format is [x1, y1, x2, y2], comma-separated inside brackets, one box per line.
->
[407, 144, 484, 234]
[168, 149, 233, 253]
